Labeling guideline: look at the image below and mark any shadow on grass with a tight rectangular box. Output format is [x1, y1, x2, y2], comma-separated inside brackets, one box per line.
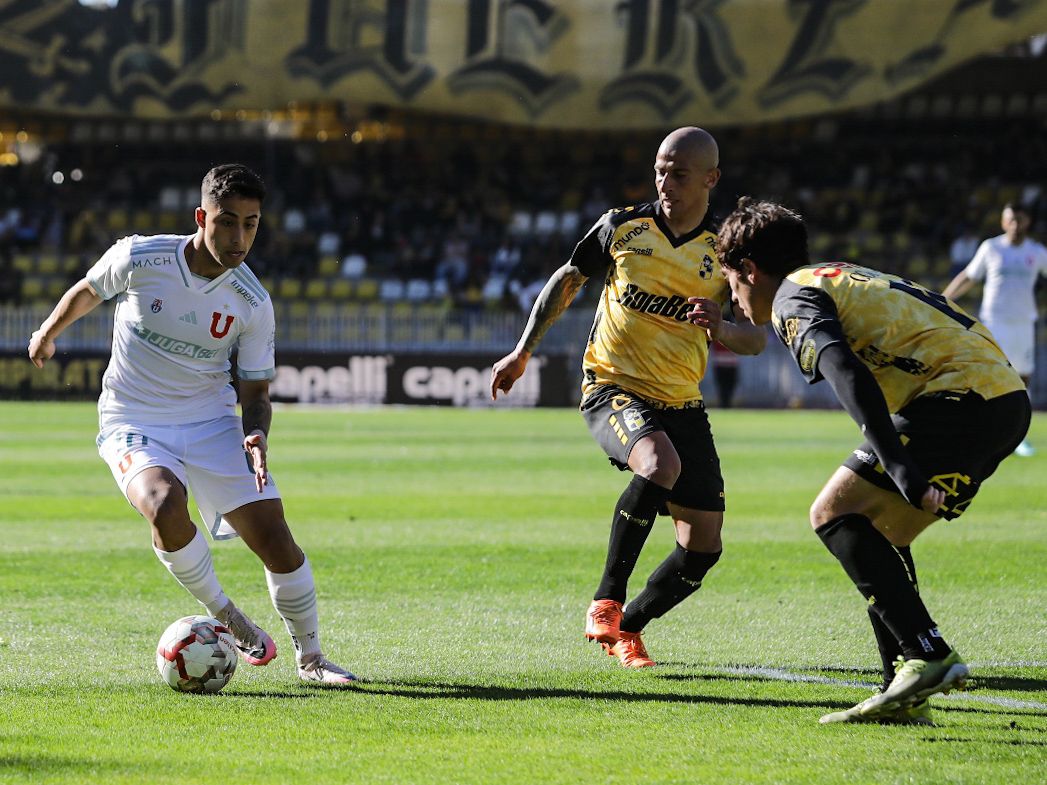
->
[354, 679, 843, 711]
[0, 754, 145, 775]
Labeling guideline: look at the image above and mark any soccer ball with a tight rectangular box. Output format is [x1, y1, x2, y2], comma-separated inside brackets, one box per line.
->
[156, 615, 238, 694]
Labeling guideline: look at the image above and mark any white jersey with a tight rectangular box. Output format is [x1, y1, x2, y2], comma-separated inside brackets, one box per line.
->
[963, 234, 1047, 326]
[87, 234, 275, 429]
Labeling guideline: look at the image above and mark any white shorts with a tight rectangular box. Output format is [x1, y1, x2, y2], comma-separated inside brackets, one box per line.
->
[984, 321, 1035, 377]
[97, 416, 281, 540]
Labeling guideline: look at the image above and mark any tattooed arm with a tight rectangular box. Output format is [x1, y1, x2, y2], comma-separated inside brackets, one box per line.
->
[490, 263, 588, 399]
[238, 379, 274, 491]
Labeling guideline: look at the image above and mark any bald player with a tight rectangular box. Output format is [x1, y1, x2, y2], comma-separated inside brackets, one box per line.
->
[490, 127, 766, 668]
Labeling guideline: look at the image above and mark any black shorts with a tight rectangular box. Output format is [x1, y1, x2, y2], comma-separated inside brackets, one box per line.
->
[843, 390, 1031, 520]
[580, 384, 725, 513]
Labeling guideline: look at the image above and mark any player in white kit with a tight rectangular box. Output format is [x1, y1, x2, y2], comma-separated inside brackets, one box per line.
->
[944, 203, 1047, 456]
[28, 164, 356, 685]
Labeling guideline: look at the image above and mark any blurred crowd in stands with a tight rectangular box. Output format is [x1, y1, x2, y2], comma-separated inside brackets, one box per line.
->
[1, 104, 1045, 315]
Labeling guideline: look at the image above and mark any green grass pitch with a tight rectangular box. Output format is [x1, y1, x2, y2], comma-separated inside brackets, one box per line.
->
[1, 402, 1044, 784]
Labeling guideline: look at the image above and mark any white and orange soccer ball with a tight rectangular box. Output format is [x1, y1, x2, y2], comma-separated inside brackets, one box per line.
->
[156, 615, 238, 694]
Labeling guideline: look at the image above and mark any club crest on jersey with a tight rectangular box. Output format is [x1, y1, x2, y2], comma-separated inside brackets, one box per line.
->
[623, 408, 646, 431]
[210, 312, 235, 338]
[698, 254, 715, 279]
[150, 298, 163, 313]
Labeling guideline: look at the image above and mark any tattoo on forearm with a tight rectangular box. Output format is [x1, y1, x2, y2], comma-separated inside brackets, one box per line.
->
[520, 267, 586, 353]
[242, 398, 272, 437]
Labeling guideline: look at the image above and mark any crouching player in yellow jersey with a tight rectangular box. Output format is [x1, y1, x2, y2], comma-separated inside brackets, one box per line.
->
[490, 128, 765, 668]
[713, 198, 1031, 725]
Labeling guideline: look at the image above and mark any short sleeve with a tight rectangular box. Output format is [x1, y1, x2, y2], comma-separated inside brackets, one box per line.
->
[568, 211, 618, 278]
[963, 240, 990, 282]
[771, 279, 847, 384]
[85, 237, 135, 300]
[236, 299, 276, 381]
[1036, 242, 1047, 277]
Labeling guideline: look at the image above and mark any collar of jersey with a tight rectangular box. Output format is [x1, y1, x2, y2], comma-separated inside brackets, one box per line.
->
[175, 236, 234, 293]
[653, 202, 713, 248]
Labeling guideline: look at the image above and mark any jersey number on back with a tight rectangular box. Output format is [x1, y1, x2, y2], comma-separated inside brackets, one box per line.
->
[889, 278, 975, 329]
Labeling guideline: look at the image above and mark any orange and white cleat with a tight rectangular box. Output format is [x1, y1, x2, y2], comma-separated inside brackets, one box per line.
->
[585, 599, 623, 646]
[608, 631, 655, 668]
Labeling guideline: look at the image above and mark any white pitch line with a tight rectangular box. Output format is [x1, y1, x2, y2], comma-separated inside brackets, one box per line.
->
[712, 665, 1047, 711]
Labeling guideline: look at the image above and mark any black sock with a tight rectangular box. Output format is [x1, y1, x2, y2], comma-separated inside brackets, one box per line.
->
[868, 545, 920, 689]
[620, 544, 722, 633]
[594, 475, 671, 603]
[818, 515, 950, 660]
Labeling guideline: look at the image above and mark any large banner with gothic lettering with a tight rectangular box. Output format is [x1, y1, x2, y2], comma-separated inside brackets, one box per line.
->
[3, 0, 1045, 128]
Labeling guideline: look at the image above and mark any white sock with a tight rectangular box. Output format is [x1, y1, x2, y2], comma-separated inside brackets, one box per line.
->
[266, 556, 321, 661]
[153, 529, 228, 616]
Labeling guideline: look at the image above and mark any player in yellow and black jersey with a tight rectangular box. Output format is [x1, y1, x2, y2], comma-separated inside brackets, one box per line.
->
[490, 128, 765, 669]
[715, 198, 1031, 726]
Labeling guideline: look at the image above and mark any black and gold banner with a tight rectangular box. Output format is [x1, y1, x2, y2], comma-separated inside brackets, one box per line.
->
[2, 0, 1045, 128]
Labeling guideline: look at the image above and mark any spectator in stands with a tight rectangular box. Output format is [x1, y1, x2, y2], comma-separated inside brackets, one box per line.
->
[943, 202, 1047, 456]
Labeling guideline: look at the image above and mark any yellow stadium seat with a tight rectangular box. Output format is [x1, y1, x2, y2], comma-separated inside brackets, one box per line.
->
[329, 279, 352, 300]
[315, 302, 337, 319]
[61, 254, 83, 274]
[12, 254, 34, 273]
[303, 278, 328, 299]
[106, 209, 129, 232]
[354, 278, 379, 301]
[277, 278, 302, 299]
[317, 256, 339, 277]
[46, 279, 68, 299]
[21, 276, 45, 300]
[157, 211, 180, 232]
[37, 253, 59, 274]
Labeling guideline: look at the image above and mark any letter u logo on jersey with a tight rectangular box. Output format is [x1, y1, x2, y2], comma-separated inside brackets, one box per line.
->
[210, 312, 235, 338]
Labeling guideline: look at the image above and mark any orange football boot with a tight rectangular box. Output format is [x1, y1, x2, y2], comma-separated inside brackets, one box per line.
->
[608, 631, 655, 668]
[584, 599, 623, 646]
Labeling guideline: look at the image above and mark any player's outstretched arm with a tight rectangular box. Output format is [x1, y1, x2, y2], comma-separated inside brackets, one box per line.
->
[687, 297, 766, 355]
[941, 271, 973, 302]
[239, 379, 273, 492]
[490, 262, 588, 399]
[28, 278, 103, 368]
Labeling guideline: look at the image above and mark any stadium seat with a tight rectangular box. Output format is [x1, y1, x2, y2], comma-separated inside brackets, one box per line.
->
[12, 254, 34, 273]
[560, 211, 580, 235]
[276, 278, 302, 299]
[379, 279, 405, 301]
[45, 279, 68, 299]
[482, 276, 506, 301]
[61, 254, 82, 274]
[157, 211, 180, 232]
[354, 278, 379, 301]
[329, 279, 353, 300]
[340, 253, 367, 278]
[106, 209, 129, 232]
[534, 211, 558, 235]
[405, 279, 432, 301]
[508, 210, 533, 236]
[21, 276, 45, 300]
[317, 255, 340, 277]
[303, 278, 328, 299]
[37, 254, 59, 274]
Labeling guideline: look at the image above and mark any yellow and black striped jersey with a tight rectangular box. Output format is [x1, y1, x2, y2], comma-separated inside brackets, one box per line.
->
[771, 263, 1025, 412]
[570, 203, 729, 407]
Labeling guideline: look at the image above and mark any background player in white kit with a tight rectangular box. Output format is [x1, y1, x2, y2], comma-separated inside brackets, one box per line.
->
[943, 202, 1047, 456]
[28, 164, 356, 685]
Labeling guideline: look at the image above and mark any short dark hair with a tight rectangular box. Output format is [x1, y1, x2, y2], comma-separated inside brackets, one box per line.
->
[1002, 201, 1030, 217]
[201, 163, 266, 206]
[717, 197, 809, 278]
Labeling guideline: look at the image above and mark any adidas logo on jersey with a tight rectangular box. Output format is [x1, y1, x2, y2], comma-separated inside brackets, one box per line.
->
[179, 311, 198, 325]
[618, 283, 690, 321]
